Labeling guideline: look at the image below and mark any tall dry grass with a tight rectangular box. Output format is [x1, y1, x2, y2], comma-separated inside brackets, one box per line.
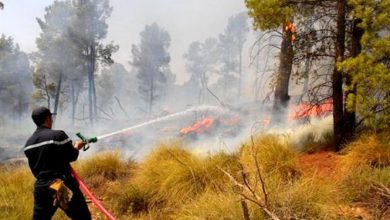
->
[0, 166, 33, 220]
[240, 134, 301, 181]
[1, 131, 389, 219]
[132, 141, 241, 210]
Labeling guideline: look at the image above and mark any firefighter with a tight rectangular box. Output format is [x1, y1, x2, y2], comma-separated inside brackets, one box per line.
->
[24, 106, 91, 220]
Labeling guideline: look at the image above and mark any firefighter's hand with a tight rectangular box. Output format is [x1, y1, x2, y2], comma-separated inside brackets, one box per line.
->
[74, 140, 85, 150]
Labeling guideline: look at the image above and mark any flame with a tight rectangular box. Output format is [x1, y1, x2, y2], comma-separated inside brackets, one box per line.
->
[259, 118, 271, 127]
[180, 117, 215, 135]
[285, 22, 297, 43]
[219, 115, 241, 126]
[288, 101, 333, 122]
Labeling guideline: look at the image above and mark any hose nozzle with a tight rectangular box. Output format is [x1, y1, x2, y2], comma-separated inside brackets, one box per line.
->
[76, 132, 97, 151]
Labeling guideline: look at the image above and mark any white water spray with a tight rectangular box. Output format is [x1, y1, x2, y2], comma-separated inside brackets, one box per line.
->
[96, 105, 228, 140]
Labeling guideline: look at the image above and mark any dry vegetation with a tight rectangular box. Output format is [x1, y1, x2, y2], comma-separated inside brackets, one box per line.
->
[0, 131, 389, 219]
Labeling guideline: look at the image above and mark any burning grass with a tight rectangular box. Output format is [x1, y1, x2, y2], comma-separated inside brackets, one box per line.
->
[0, 131, 389, 219]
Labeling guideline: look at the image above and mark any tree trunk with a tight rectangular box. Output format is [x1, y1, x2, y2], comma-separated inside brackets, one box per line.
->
[343, 18, 363, 141]
[238, 45, 243, 100]
[149, 74, 154, 114]
[332, 0, 346, 150]
[273, 23, 294, 123]
[53, 71, 63, 115]
[88, 44, 97, 124]
[71, 81, 79, 125]
[88, 60, 93, 124]
[300, 17, 314, 103]
[91, 44, 97, 122]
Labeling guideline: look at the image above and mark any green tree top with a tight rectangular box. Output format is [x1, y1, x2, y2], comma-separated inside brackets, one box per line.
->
[245, 0, 294, 30]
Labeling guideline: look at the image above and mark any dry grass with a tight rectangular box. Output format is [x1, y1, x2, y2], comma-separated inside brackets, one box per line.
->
[240, 134, 301, 181]
[341, 132, 390, 169]
[132, 141, 241, 210]
[76, 151, 133, 181]
[0, 166, 34, 220]
[1, 132, 389, 219]
[174, 190, 264, 220]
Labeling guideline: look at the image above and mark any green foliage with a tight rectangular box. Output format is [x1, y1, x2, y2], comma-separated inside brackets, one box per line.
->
[339, 0, 390, 129]
[245, 0, 294, 30]
[130, 23, 173, 112]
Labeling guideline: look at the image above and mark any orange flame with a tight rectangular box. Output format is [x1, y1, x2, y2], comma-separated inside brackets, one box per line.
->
[285, 22, 297, 43]
[288, 101, 333, 122]
[180, 117, 215, 135]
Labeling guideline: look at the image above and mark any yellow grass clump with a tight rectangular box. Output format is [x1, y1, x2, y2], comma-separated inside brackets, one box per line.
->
[1, 132, 389, 219]
[133, 141, 241, 210]
[0, 166, 34, 220]
[174, 190, 264, 220]
[271, 177, 342, 219]
[76, 151, 133, 181]
[337, 133, 390, 218]
[341, 133, 390, 169]
[240, 134, 301, 181]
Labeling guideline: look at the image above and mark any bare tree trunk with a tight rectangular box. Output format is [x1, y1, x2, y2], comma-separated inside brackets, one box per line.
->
[149, 74, 154, 114]
[332, 0, 346, 150]
[71, 81, 79, 125]
[300, 17, 314, 103]
[43, 74, 51, 109]
[273, 23, 294, 123]
[88, 60, 93, 124]
[53, 71, 63, 115]
[87, 43, 97, 124]
[91, 44, 97, 122]
[238, 45, 243, 99]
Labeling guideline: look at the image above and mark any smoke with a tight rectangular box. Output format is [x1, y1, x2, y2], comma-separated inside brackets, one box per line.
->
[1, 0, 331, 164]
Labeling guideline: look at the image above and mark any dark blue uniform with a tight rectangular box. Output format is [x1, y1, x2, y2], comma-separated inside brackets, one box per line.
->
[24, 127, 91, 220]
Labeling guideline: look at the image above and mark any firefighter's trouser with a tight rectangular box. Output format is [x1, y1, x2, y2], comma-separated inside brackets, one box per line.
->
[32, 176, 91, 220]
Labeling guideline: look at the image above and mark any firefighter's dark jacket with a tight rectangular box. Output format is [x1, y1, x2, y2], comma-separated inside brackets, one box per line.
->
[24, 127, 79, 180]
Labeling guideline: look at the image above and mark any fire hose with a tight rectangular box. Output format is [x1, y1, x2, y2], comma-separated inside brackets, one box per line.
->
[73, 133, 116, 220]
[71, 167, 116, 220]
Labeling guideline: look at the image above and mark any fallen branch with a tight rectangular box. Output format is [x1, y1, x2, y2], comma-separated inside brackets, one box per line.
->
[217, 166, 280, 220]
